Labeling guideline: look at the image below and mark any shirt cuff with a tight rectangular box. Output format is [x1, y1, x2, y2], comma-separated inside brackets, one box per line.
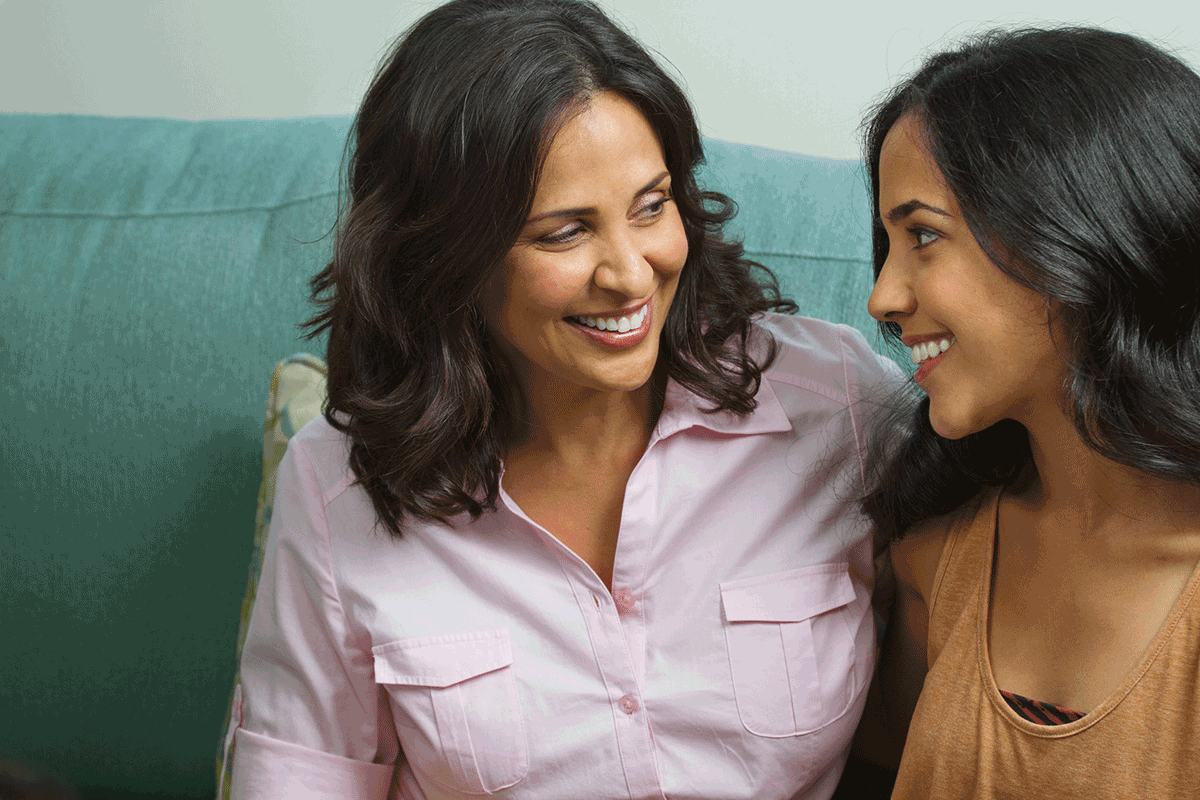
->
[231, 727, 394, 800]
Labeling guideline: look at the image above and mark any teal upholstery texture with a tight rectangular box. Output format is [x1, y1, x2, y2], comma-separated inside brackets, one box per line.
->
[0, 112, 883, 799]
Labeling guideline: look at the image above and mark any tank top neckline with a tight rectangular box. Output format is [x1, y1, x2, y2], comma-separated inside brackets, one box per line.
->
[973, 487, 1200, 738]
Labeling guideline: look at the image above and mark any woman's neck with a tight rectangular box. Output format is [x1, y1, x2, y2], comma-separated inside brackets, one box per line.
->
[499, 368, 667, 590]
[507, 369, 665, 468]
[1015, 408, 1200, 540]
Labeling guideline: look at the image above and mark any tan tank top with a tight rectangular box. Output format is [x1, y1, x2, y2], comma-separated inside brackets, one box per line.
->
[891, 488, 1200, 798]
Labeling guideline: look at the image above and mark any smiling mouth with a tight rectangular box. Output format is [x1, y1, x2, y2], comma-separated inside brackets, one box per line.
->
[565, 304, 649, 334]
[910, 336, 955, 365]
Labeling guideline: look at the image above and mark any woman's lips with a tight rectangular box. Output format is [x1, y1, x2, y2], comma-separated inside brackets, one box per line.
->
[566, 301, 652, 349]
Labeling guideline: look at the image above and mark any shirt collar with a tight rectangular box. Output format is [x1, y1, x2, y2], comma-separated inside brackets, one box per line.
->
[493, 377, 791, 529]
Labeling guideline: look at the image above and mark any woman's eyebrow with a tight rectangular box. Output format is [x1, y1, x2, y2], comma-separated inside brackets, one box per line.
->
[525, 171, 671, 224]
[635, 171, 671, 197]
[886, 199, 951, 222]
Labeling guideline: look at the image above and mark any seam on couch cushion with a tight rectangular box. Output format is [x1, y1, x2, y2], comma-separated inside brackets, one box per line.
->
[744, 249, 869, 264]
[0, 190, 337, 219]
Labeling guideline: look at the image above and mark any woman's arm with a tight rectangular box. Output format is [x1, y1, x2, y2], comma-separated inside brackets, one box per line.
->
[851, 521, 947, 769]
[228, 435, 399, 799]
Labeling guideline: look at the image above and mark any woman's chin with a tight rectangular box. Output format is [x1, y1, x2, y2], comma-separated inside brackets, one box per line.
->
[928, 407, 976, 441]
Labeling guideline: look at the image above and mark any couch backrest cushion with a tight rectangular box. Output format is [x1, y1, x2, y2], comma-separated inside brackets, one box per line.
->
[698, 139, 880, 347]
[1, 114, 347, 796]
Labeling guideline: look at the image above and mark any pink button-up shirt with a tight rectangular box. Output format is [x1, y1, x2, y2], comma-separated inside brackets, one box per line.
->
[227, 313, 899, 800]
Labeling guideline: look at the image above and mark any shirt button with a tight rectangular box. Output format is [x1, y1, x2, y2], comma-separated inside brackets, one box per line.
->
[618, 695, 639, 714]
[613, 588, 636, 614]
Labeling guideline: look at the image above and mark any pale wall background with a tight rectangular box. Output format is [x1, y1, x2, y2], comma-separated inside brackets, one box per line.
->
[1, 0, 1196, 159]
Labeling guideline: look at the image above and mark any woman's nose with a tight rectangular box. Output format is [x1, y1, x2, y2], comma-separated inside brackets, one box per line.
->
[594, 231, 653, 297]
[867, 253, 917, 321]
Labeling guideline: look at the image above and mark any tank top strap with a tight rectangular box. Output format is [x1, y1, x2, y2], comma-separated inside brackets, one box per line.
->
[926, 487, 1002, 665]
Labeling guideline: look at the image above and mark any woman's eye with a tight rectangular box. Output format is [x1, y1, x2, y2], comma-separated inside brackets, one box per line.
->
[912, 228, 939, 248]
[634, 194, 671, 220]
[538, 224, 585, 246]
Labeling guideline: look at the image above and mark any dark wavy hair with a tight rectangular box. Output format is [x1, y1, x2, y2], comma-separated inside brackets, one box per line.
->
[307, 0, 794, 537]
[861, 27, 1200, 541]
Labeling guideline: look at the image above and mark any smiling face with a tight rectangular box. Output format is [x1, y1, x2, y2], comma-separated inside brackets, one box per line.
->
[485, 91, 688, 400]
[868, 113, 1069, 440]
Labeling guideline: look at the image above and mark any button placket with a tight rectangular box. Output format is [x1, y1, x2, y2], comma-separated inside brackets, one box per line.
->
[547, 445, 664, 799]
[613, 587, 637, 615]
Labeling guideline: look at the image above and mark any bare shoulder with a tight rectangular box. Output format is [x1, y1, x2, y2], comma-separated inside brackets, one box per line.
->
[890, 495, 985, 603]
[890, 521, 946, 604]
[854, 504, 979, 769]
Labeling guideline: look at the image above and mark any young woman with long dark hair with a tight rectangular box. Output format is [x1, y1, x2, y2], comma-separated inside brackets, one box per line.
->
[225, 2, 898, 797]
[861, 27, 1200, 797]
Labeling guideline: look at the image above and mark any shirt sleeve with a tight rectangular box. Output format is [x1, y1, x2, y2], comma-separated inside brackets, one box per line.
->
[230, 435, 399, 799]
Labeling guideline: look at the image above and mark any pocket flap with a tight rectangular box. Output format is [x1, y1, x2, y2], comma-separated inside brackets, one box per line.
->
[721, 563, 855, 623]
[373, 628, 513, 688]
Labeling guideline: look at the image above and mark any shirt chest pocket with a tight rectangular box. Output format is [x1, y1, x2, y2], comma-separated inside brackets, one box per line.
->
[720, 562, 864, 738]
[373, 628, 529, 794]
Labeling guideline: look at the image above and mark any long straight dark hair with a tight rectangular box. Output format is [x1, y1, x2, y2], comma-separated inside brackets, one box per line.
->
[307, 0, 794, 537]
[861, 27, 1200, 541]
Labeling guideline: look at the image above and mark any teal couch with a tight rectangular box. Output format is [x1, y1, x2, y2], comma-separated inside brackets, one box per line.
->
[0, 113, 884, 799]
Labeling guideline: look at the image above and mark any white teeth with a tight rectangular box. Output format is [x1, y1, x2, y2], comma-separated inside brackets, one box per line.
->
[575, 305, 647, 332]
[910, 337, 954, 365]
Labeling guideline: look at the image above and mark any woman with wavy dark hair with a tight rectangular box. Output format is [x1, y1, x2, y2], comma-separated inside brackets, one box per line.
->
[226, 1, 898, 798]
[857, 27, 1200, 797]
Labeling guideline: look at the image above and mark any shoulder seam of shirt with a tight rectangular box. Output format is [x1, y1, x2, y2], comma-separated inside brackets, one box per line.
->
[760, 319, 857, 406]
[325, 469, 357, 508]
[295, 417, 358, 508]
[764, 371, 847, 405]
[289, 441, 355, 636]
